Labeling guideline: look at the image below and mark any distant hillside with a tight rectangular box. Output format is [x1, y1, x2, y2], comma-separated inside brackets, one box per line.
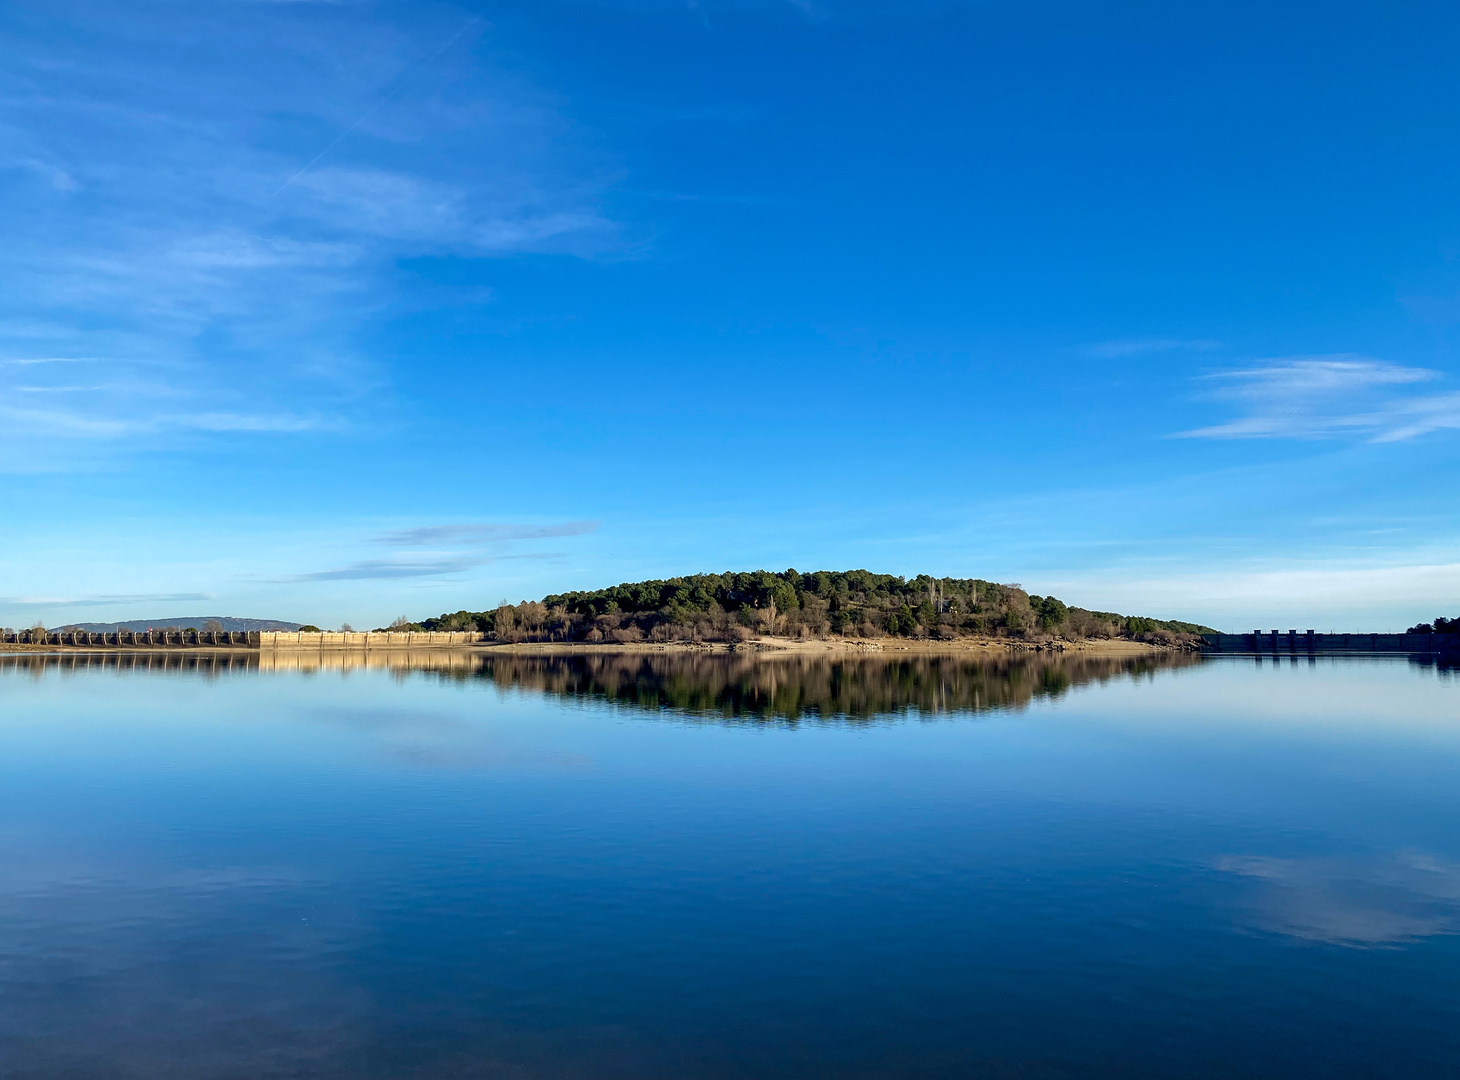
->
[50, 617, 304, 633]
[388, 569, 1218, 645]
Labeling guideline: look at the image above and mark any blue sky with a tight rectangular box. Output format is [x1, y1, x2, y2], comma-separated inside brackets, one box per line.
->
[3, 0, 1460, 631]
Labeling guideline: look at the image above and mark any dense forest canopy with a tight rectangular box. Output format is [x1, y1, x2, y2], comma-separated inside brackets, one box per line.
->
[380, 569, 1217, 645]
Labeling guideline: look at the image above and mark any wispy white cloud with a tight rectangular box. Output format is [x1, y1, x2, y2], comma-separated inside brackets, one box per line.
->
[277, 552, 559, 582]
[0, 405, 137, 437]
[0, 400, 335, 439]
[2, 592, 211, 607]
[286, 167, 613, 251]
[281, 555, 496, 582]
[1367, 391, 1460, 443]
[1, 356, 95, 365]
[0, 3, 620, 461]
[1086, 338, 1220, 359]
[165, 232, 361, 270]
[173, 411, 334, 433]
[380, 521, 601, 546]
[1177, 356, 1460, 442]
[565, 0, 930, 18]
[1209, 357, 1434, 396]
[273, 520, 599, 582]
[5, 157, 78, 192]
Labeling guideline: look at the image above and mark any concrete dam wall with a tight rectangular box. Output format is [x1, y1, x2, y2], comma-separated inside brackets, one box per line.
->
[1202, 631, 1460, 655]
[1, 630, 486, 649]
[258, 631, 484, 649]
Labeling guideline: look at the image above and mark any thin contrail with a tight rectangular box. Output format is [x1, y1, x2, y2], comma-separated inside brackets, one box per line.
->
[272, 15, 481, 197]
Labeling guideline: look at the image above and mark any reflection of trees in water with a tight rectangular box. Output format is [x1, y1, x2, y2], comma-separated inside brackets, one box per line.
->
[0, 649, 1206, 718]
[1410, 654, 1460, 677]
[468, 652, 1202, 723]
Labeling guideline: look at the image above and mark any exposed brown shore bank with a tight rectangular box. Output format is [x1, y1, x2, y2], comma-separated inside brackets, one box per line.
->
[470, 635, 1184, 658]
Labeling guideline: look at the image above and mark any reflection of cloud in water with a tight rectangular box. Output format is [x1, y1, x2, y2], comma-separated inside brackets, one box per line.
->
[309, 707, 594, 771]
[1217, 852, 1460, 946]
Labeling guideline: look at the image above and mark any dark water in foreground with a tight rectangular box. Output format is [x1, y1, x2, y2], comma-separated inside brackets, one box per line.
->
[1, 650, 1458, 1079]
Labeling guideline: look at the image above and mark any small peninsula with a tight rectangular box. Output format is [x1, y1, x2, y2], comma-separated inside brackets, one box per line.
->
[385, 569, 1215, 648]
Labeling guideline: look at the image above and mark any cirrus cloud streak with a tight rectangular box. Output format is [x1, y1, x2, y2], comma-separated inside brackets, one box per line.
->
[1176, 356, 1460, 442]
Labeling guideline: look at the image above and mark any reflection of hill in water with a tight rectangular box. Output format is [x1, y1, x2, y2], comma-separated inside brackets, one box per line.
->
[0, 651, 261, 679]
[0, 649, 1202, 719]
[468, 652, 1202, 722]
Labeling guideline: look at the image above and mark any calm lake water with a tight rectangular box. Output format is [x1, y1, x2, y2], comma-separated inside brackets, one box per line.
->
[1, 650, 1458, 1079]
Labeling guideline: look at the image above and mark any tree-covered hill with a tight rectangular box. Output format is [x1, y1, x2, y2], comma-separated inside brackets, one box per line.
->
[385, 569, 1216, 646]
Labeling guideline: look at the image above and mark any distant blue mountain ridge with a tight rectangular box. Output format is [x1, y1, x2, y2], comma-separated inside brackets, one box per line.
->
[49, 617, 304, 633]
